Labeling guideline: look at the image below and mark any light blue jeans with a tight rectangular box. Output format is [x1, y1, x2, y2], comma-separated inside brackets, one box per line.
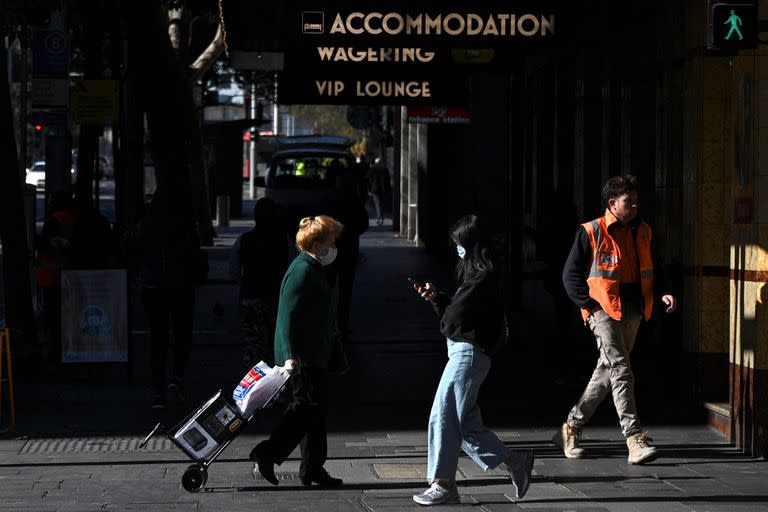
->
[427, 339, 511, 482]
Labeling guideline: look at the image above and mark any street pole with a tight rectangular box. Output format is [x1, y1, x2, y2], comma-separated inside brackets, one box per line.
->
[19, 28, 28, 182]
[94, 136, 101, 212]
[249, 72, 256, 200]
[273, 72, 279, 135]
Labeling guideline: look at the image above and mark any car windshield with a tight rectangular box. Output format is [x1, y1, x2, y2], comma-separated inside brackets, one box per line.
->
[272, 155, 350, 185]
[31, 163, 45, 172]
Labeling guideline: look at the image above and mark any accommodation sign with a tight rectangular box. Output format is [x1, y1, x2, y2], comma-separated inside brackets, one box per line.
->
[293, 9, 557, 68]
[280, 6, 557, 104]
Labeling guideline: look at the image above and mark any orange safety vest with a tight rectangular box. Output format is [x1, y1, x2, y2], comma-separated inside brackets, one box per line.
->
[581, 209, 654, 323]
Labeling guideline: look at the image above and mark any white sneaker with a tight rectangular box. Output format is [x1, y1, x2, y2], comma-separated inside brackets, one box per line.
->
[413, 482, 460, 506]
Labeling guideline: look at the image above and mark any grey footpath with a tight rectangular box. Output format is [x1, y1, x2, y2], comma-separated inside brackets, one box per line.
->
[1, 424, 767, 512]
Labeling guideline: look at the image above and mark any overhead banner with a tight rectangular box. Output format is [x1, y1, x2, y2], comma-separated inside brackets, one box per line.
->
[279, 3, 556, 104]
[61, 270, 128, 363]
[224, 1, 569, 104]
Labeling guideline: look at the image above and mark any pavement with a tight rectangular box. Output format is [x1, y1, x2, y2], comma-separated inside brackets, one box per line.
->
[1, 424, 766, 511]
[2, 203, 767, 510]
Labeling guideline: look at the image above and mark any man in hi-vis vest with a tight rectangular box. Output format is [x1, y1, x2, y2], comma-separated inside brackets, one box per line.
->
[554, 175, 677, 465]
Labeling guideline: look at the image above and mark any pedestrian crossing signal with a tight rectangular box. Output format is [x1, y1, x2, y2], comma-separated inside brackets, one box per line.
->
[709, 2, 758, 51]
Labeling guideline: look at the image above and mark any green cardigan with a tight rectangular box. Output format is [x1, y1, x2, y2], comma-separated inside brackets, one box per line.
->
[273, 251, 336, 368]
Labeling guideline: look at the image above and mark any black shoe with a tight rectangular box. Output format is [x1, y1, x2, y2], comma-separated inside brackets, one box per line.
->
[168, 377, 185, 402]
[151, 394, 167, 409]
[300, 469, 343, 488]
[249, 447, 278, 486]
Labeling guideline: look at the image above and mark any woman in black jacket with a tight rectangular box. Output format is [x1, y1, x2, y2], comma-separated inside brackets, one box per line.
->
[410, 214, 534, 506]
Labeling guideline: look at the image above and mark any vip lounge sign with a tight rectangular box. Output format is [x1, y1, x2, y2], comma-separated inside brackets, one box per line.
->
[259, 1, 561, 104]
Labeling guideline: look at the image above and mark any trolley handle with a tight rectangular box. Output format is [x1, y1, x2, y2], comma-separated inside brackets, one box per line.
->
[138, 422, 163, 449]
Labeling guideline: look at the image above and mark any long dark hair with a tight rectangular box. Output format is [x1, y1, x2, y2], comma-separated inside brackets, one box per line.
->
[449, 214, 496, 285]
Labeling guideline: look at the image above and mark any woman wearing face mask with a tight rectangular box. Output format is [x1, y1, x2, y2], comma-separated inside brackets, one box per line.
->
[410, 214, 534, 506]
[249, 215, 345, 489]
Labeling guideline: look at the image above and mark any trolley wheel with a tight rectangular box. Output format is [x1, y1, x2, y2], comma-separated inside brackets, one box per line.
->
[181, 464, 207, 493]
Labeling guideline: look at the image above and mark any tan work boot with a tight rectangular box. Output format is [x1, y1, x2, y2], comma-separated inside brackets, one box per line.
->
[627, 433, 657, 464]
[552, 422, 585, 459]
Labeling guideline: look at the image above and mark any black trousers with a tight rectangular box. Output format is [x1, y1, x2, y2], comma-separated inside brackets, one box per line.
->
[256, 367, 329, 477]
[141, 287, 195, 394]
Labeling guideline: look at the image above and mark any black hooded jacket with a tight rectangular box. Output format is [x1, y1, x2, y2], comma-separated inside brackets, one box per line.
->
[430, 268, 504, 351]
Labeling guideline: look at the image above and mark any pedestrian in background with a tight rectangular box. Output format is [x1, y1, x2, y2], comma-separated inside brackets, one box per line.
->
[229, 198, 289, 371]
[410, 213, 534, 506]
[366, 155, 391, 226]
[125, 193, 207, 409]
[35, 193, 77, 367]
[249, 215, 345, 489]
[554, 175, 677, 464]
[324, 165, 368, 343]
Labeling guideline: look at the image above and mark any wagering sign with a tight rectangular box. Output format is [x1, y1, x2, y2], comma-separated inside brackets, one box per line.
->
[270, 2, 560, 104]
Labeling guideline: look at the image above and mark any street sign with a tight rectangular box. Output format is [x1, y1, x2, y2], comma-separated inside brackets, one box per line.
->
[70, 80, 120, 125]
[30, 110, 67, 128]
[407, 106, 470, 124]
[32, 29, 69, 76]
[31, 77, 69, 108]
[708, 2, 757, 51]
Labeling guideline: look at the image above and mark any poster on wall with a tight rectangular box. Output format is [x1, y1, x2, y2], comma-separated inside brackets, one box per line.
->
[61, 269, 128, 363]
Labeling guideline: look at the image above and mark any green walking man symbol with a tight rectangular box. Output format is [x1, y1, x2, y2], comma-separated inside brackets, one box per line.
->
[725, 9, 743, 40]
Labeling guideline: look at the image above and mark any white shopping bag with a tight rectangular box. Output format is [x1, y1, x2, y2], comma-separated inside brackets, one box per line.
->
[233, 361, 292, 418]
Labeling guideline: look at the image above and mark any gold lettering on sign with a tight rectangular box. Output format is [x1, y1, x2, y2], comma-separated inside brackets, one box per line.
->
[467, 14, 483, 36]
[315, 47, 436, 63]
[355, 80, 431, 98]
[315, 80, 345, 96]
[329, 12, 555, 37]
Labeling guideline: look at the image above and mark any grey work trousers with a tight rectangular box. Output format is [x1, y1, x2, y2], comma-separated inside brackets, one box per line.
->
[567, 302, 643, 437]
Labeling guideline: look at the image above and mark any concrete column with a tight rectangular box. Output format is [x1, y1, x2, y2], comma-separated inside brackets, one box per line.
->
[116, 53, 145, 231]
[399, 107, 409, 237]
[391, 108, 401, 232]
[406, 121, 418, 241]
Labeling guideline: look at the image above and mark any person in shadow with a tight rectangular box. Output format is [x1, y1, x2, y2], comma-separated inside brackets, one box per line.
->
[229, 198, 290, 371]
[125, 192, 207, 409]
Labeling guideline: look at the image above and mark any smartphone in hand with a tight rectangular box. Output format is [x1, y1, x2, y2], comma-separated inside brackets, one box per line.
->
[407, 276, 423, 289]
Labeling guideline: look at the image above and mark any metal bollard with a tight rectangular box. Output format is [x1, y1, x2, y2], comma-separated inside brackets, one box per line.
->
[0, 328, 16, 434]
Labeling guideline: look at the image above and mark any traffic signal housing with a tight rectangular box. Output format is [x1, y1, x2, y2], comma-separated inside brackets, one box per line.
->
[708, 2, 758, 52]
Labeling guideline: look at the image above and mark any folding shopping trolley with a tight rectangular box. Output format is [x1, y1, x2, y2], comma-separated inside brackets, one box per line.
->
[139, 365, 290, 492]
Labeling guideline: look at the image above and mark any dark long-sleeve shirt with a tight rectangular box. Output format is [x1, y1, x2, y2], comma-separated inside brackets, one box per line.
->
[431, 268, 503, 351]
[273, 252, 336, 368]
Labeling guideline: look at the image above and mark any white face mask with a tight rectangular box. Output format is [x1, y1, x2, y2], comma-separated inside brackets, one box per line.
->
[456, 244, 466, 259]
[318, 246, 338, 266]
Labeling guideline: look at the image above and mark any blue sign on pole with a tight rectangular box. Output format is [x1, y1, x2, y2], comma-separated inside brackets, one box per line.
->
[32, 29, 70, 76]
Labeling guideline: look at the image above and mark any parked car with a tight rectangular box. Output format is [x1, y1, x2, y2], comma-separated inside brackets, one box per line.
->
[25, 161, 77, 190]
[71, 150, 113, 179]
[264, 136, 359, 224]
[25, 161, 46, 189]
